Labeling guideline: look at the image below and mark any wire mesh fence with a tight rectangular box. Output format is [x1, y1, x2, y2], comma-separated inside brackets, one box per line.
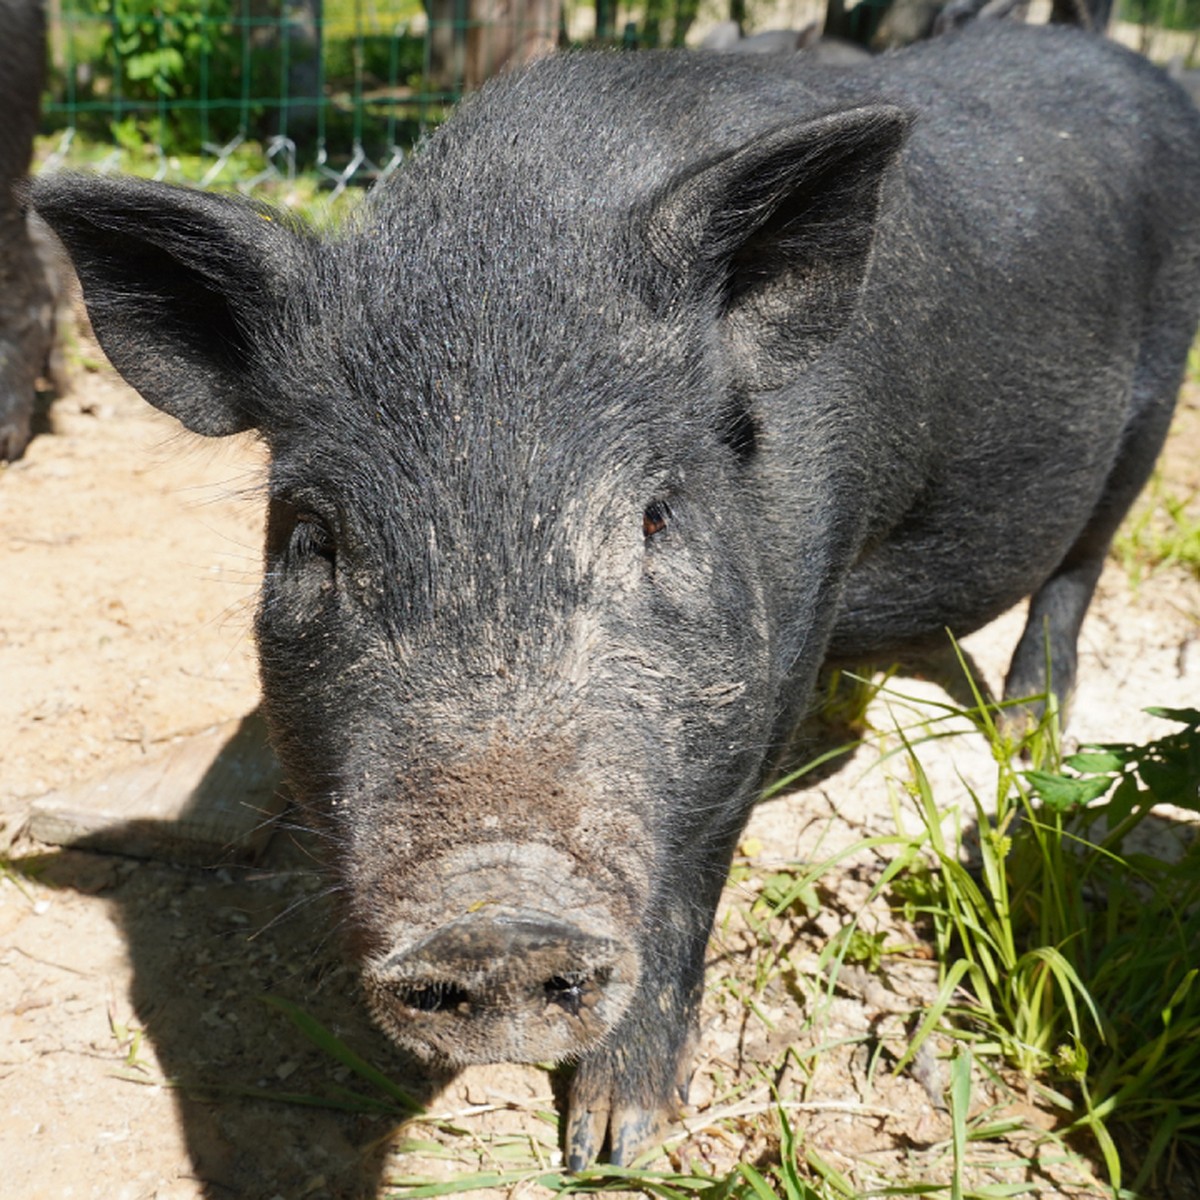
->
[41, 1, 450, 195]
[35, 0, 675, 196]
[36, 0, 855, 196]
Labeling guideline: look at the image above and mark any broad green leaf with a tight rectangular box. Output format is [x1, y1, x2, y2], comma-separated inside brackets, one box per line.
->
[1024, 770, 1114, 811]
[1062, 750, 1125, 775]
[1144, 706, 1200, 725]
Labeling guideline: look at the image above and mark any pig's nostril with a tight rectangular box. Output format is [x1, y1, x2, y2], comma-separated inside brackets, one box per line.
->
[395, 981, 471, 1013]
[544, 965, 613, 1016]
[543, 972, 587, 1015]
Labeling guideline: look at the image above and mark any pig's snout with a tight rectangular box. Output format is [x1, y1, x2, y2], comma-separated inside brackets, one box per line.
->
[364, 906, 640, 1066]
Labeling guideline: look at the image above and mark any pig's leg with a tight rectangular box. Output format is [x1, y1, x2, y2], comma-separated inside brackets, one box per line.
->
[563, 820, 741, 1168]
[564, 963, 702, 1169]
[0, 209, 52, 462]
[1003, 311, 1193, 722]
[0, 0, 49, 462]
[1002, 547, 1106, 722]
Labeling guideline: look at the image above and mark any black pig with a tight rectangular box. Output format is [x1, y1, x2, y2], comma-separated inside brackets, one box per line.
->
[32, 22, 1200, 1167]
[0, 0, 54, 461]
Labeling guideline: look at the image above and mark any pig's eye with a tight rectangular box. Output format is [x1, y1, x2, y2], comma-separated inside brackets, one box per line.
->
[291, 512, 336, 565]
[643, 501, 671, 540]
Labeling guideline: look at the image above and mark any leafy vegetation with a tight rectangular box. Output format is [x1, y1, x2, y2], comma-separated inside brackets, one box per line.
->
[46, 0, 430, 174]
[896, 679, 1200, 1192]
[1120, 0, 1200, 34]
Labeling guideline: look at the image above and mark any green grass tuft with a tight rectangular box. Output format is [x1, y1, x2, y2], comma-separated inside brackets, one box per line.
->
[1113, 473, 1200, 584]
[894, 688, 1200, 1194]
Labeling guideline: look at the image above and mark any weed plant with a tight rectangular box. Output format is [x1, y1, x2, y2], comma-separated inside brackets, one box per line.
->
[886, 663, 1200, 1196]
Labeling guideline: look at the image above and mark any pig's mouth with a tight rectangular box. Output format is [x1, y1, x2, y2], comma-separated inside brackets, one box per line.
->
[362, 906, 640, 1066]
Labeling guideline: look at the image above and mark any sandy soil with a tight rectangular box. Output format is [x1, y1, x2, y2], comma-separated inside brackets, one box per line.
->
[1, 348, 1197, 1200]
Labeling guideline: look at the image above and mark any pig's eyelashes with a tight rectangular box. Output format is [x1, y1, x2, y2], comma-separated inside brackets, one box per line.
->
[643, 501, 671, 540]
[291, 512, 337, 565]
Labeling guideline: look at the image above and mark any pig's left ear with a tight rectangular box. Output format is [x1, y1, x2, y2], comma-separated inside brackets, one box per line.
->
[644, 105, 910, 365]
[32, 173, 311, 437]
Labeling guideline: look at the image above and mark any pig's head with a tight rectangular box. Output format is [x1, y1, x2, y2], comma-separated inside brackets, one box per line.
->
[33, 76, 906, 1162]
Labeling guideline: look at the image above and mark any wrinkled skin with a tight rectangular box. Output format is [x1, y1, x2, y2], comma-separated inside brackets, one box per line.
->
[32, 23, 1200, 1168]
[0, 0, 53, 462]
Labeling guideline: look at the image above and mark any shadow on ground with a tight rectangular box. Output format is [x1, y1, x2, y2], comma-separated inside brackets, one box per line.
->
[19, 723, 455, 1200]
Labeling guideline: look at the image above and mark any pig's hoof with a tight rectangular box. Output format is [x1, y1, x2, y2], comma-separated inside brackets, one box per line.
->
[564, 1091, 666, 1171]
[996, 700, 1041, 745]
[996, 692, 1066, 756]
[0, 415, 32, 463]
[564, 1039, 693, 1169]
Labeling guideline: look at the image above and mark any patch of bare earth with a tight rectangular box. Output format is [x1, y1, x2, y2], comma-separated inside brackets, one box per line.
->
[1, 362, 1197, 1199]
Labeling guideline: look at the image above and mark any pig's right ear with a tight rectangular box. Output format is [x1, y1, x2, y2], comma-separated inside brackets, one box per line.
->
[31, 174, 310, 437]
[644, 105, 910, 366]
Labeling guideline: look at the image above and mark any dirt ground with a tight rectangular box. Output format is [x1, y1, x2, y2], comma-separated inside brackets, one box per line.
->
[1, 344, 1197, 1200]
